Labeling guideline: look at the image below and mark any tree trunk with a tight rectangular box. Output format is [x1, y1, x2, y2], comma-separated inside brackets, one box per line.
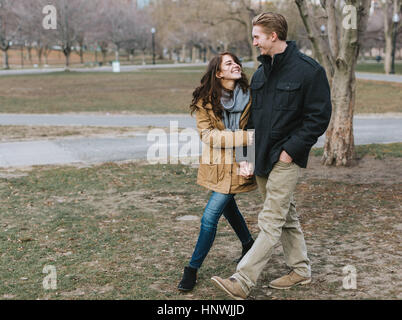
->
[63, 46, 72, 68]
[44, 48, 50, 66]
[3, 50, 9, 69]
[37, 47, 43, 66]
[20, 46, 24, 68]
[27, 46, 33, 64]
[382, 0, 392, 75]
[321, 0, 371, 166]
[102, 50, 107, 64]
[181, 43, 186, 62]
[296, 0, 371, 166]
[384, 34, 392, 74]
[95, 48, 98, 64]
[323, 66, 356, 166]
[114, 43, 120, 62]
[80, 47, 84, 64]
[192, 46, 197, 63]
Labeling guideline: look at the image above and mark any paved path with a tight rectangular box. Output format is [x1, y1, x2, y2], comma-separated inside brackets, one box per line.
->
[0, 114, 401, 168]
[1, 113, 401, 128]
[355, 72, 402, 83]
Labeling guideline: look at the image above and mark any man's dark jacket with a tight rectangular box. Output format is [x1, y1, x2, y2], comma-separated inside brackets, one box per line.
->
[247, 41, 332, 177]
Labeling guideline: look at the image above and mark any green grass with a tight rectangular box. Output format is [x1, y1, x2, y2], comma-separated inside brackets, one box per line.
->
[0, 69, 203, 114]
[355, 80, 402, 113]
[356, 62, 402, 74]
[311, 142, 402, 159]
[0, 67, 400, 114]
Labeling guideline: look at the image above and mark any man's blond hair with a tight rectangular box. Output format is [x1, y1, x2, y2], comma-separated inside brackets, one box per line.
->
[252, 12, 288, 41]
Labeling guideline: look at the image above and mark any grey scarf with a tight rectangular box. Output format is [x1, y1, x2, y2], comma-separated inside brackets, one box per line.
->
[221, 84, 250, 131]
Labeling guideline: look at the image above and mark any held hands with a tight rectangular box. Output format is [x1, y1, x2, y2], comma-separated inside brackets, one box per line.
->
[279, 150, 293, 163]
[239, 161, 254, 178]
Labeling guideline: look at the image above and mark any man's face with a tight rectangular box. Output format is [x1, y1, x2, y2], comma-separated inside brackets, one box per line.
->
[252, 25, 274, 56]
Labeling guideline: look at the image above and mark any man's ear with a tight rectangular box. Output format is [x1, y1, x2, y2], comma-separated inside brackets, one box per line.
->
[271, 31, 278, 42]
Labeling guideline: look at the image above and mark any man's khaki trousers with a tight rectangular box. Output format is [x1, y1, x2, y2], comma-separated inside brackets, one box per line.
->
[232, 161, 311, 295]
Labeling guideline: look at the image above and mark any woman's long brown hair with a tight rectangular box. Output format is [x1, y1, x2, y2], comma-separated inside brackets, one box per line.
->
[189, 52, 249, 118]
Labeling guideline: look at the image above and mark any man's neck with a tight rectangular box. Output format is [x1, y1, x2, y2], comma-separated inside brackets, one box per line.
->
[269, 41, 288, 59]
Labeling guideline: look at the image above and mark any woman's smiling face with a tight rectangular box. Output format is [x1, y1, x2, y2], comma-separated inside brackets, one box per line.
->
[216, 54, 242, 81]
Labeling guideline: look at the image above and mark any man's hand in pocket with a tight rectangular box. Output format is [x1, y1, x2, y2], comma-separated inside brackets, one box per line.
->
[279, 150, 293, 163]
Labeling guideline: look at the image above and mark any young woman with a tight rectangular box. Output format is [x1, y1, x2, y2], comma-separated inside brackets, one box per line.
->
[178, 52, 256, 292]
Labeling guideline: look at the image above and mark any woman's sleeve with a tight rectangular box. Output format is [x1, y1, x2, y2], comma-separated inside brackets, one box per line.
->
[195, 107, 248, 149]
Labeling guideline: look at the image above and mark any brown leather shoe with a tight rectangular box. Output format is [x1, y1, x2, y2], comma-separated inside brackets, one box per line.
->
[211, 276, 247, 300]
[269, 270, 311, 290]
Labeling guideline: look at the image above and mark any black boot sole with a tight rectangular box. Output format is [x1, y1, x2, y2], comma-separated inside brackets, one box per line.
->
[178, 281, 197, 292]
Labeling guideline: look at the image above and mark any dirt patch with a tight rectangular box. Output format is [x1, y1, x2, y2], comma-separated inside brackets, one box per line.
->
[304, 155, 402, 184]
[0, 125, 157, 142]
[0, 155, 400, 300]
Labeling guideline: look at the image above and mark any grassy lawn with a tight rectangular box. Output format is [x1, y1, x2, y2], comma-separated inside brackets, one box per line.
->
[356, 62, 402, 75]
[311, 142, 402, 159]
[0, 67, 400, 114]
[0, 143, 401, 300]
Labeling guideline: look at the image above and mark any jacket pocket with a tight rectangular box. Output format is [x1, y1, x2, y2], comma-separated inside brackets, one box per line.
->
[206, 164, 218, 184]
[271, 130, 284, 141]
[238, 175, 254, 186]
[250, 81, 265, 109]
[274, 81, 301, 110]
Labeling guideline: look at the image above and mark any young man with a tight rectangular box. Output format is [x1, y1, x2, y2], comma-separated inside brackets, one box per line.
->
[211, 12, 332, 300]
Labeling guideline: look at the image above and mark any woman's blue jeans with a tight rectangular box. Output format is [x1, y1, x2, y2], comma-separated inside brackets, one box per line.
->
[188, 191, 253, 269]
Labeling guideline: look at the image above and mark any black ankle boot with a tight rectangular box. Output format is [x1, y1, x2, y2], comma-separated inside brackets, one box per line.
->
[178, 266, 197, 292]
[234, 239, 254, 263]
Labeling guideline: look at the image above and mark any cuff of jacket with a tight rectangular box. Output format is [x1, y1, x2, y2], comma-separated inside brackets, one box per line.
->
[282, 136, 306, 160]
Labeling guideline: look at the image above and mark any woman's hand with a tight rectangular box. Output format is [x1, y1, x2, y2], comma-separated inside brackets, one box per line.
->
[239, 161, 254, 178]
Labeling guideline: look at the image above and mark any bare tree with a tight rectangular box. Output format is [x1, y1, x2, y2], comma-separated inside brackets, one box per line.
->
[0, 0, 18, 69]
[96, 0, 140, 62]
[192, 0, 263, 62]
[151, 0, 277, 63]
[52, 0, 90, 68]
[13, 0, 55, 67]
[379, 0, 401, 74]
[296, 0, 372, 166]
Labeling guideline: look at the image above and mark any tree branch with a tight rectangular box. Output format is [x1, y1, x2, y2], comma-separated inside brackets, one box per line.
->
[295, 0, 334, 82]
[325, 0, 339, 58]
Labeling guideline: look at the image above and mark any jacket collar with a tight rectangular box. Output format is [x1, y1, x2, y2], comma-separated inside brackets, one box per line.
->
[257, 40, 296, 70]
[201, 97, 252, 125]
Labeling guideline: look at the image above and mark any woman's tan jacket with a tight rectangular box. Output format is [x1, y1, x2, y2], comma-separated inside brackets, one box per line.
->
[194, 98, 257, 194]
